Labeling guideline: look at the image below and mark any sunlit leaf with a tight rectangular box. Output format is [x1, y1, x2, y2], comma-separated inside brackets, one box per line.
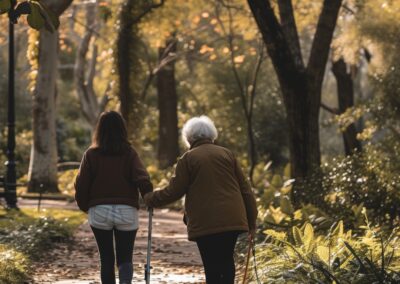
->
[316, 245, 330, 265]
[292, 226, 303, 246]
[233, 55, 245, 64]
[280, 195, 294, 215]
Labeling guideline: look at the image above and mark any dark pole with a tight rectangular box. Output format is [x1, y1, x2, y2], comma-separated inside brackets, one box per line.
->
[5, 2, 18, 209]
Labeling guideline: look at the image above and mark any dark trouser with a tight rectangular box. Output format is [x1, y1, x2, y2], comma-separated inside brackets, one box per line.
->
[91, 226, 137, 284]
[195, 231, 240, 284]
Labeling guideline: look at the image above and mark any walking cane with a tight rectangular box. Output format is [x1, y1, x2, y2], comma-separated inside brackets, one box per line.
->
[145, 207, 153, 284]
[242, 236, 252, 284]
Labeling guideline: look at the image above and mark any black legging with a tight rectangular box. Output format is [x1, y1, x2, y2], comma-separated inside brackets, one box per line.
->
[91, 227, 137, 284]
[195, 231, 240, 284]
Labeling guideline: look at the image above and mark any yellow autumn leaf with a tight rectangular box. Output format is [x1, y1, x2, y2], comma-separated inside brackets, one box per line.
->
[234, 55, 245, 64]
[209, 54, 217, 60]
[316, 245, 330, 265]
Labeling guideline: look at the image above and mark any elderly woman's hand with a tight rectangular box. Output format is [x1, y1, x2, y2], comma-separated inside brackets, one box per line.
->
[249, 228, 256, 241]
[143, 192, 152, 207]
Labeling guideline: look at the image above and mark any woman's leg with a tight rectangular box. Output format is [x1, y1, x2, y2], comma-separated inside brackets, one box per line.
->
[114, 229, 137, 284]
[91, 226, 116, 284]
[196, 231, 239, 284]
[219, 232, 239, 284]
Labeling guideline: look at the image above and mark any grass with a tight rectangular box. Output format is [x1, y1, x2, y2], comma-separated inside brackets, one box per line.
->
[0, 208, 85, 283]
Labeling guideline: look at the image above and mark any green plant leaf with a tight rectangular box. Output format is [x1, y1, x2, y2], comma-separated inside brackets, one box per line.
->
[283, 163, 291, 178]
[316, 245, 330, 265]
[262, 187, 275, 205]
[281, 184, 292, 195]
[27, 2, 45, 30]
[280, 195, 294, 215]
[0, 0, 11, 14]
[292, 226, 303, 246]
[35, 1, 60, 32]
[303, 223, 314, 253]
[271, 174, 283, 187]
[332, 220, 344, 237]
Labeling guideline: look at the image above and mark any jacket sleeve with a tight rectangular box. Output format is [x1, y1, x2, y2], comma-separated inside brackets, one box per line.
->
[74, 152, 92, 212]
[144, 155, 189, 208]
[131, 149, 153, 198]
[234, 157, 258, 230]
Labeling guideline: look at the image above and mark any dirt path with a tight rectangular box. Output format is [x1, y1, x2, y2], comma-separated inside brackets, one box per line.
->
[27, 201, 205, 284]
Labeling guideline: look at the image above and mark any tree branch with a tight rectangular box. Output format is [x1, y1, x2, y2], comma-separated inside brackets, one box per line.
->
[249, 42, 264, 119]
[42, 0, 73, 16]
[129, 0, 165, 27]
[277, 0, 304, 70]
[87, 44, 97, 89]
[320, 102, 339, 114]
[307, 0, 343, 85]
[247, 0, 302, 90]
[68, 5, 83, 43]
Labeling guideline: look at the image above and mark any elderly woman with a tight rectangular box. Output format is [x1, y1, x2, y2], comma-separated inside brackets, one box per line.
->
[144, 115, 258, 284]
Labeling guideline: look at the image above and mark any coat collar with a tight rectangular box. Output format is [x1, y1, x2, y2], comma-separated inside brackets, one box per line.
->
[190, 139, 213, 149]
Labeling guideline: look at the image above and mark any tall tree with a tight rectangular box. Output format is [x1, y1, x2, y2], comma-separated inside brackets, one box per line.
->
[157, 36, 180, 169]
[115, 0, 164, 139]
[72, 2, 109, 127]
[214, 2, 265, 184]
[247, 0, 343, 203]
[27, 0, 72, 193]
[331, 58, 362, 155]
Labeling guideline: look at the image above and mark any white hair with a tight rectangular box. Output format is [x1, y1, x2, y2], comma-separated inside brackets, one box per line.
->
[182, 116, 218, 148]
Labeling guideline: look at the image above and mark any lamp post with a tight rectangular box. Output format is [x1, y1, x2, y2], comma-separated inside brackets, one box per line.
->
[5, 1, 18, 209]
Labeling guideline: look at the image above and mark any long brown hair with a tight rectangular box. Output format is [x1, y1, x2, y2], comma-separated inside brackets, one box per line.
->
[92, 111, 130, 155]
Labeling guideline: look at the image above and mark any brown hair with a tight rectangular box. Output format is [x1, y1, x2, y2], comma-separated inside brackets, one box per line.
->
[92, 111, 130, 155]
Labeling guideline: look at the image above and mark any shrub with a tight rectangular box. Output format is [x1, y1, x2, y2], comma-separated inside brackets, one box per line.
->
[0, 209, 85, 283]
[253, 219, 400, 283]
[0, 245, 28, 284]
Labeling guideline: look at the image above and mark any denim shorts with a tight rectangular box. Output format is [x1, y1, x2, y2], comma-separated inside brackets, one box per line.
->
[88, 204, 139, 231]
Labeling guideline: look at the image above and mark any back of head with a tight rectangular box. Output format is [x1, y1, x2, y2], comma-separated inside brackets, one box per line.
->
[92, 111, 130, 155]
[182, 115, 218, 148]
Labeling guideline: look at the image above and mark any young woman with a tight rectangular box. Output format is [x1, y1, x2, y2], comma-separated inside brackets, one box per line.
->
[75, 111, 152, 284]
[144, 115, 258, 284]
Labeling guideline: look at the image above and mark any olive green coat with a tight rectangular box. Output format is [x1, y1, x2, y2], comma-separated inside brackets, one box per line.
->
[144, 140, 258, 241]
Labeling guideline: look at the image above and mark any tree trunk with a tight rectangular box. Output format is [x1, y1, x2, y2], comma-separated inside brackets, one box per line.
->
[28, 0, 72, 193]
[74, 3, 108, 128]
[332, 58, 362, 155]
[157, 38, 180, 169]
[247, 0, 342, 204]
[115, 0, 165, 140]
[116, 0, 136, 127]
[28, 30, 59, 193]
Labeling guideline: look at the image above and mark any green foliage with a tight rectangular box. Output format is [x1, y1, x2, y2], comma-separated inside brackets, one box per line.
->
[255, 220, 400, 283]
[27, 1, 44, 30]
[254, 164, 333, 231]
[319, 140, 400, 226]
[0, 0, 11, 14]
[57, 169, 78, 196]
[0, 130, 32, 178]
[0, 245, 28, 284]
[2, 0, 59, 31]
[0, 208, 85, 283]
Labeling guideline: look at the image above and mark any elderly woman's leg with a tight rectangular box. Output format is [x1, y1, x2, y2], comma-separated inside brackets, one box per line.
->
[196, 231, 240, 284]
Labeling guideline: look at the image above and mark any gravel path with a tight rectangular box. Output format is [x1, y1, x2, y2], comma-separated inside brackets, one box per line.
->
[23, 199, 205, 284]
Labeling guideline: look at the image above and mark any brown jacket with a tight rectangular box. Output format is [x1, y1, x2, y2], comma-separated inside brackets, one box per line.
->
[144, 140, 258, 241]
[74, 146, 152, 212]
